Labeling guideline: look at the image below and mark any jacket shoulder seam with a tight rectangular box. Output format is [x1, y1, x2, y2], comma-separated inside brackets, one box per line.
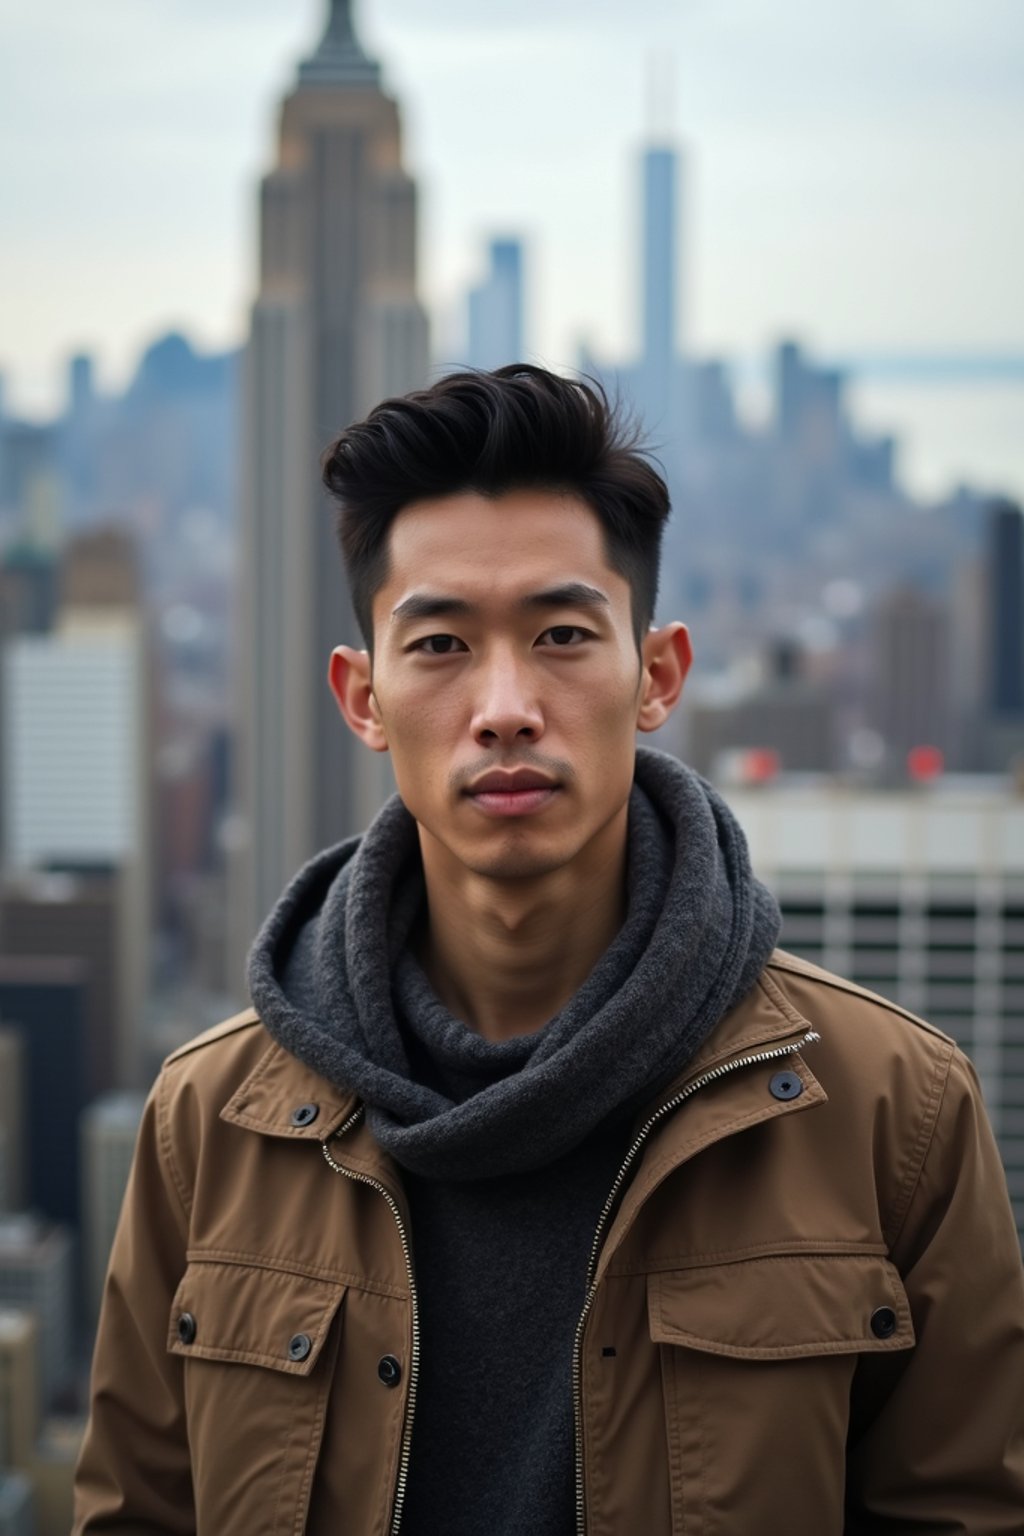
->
[766, 950, 953, 1043]
[884, 1041, 955, 1251]
[155, 1068, 193, 1226]
[766, 948, 961, 1250]
[163, 1008, 262, 1066]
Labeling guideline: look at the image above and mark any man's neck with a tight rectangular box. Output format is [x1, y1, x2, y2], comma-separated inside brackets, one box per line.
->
[415, 816, 629, 1043]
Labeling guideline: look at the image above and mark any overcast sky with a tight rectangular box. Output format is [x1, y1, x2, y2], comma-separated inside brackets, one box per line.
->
[2, 0, 1022, 413]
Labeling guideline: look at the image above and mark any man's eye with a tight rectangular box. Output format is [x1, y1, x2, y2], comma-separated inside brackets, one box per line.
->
[414, 634, 466, 655]
[541, 626, 587, 646]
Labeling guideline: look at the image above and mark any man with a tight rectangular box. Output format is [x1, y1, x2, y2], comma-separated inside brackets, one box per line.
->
[76, 365, 1024, 1534]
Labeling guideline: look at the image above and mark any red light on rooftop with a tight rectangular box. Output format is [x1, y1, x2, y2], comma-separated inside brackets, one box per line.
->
[907, 745, 944, 781]
[745, 748, 781, 783]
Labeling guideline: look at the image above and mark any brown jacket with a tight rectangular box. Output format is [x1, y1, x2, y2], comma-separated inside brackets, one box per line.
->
[74, 950, 1024, 1535]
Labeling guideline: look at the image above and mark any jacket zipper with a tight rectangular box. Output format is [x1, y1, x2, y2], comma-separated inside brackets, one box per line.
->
[322, 1110, 420, 1536]
[571, 1028, 821, 1536]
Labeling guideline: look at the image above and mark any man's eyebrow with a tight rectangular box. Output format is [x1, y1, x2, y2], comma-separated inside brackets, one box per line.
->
[391, 593, 473, 623]
[521, 583, 610, 611]
[391, 583, 611, 624]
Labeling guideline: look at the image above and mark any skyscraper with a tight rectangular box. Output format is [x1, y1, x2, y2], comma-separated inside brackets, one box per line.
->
[641, 147, 677, 412]
[3, 626, 143, 874]
[987, 499, 1024, 715]
[233, 0, 428, 984]
[0, 962, 91, 1228]
[466, 239, 524, 370]
[0, 1308, 38, 1470]
[1, 529, 150, 1085]
[0, 1218, 74, 1407]
[774, 339, 846, 474]
[0, 1029, 24, 1213]
[79, 1093, 145, 1323]
[0, 1472, 34, 1536]
[870, 587, 951, 772]
[635, 143, 688, 433]
[584, 138, 689, 459]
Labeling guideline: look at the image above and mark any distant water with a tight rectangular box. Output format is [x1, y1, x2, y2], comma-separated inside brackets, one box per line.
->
[734, 358, 1024, 508]
[846, 378, 1024, 507]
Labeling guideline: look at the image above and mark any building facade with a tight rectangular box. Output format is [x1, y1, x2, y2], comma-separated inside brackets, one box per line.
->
[0, 1220, 73, 1408]
[725, 777, 1024, 1244]
[233, 0, 429, 985]
[0, 1473, 34, 1536]
[467, 238, 524, 371]
[0, 1032, 23, 1214]
[987, 499, 1024, 715]
[79, 1094, 145, 1325]
[0, 1309, 38, 1471]
[639, 145, 682, 427]
[0, 529, 150, 1087]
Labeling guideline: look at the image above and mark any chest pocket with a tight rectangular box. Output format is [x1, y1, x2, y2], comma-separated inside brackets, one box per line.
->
[168, 1259, 346, 1536]
[647, 1252, 914, 1536]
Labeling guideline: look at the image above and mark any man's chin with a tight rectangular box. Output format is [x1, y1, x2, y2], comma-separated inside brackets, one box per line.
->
[415, 814, 578, 884]
[460, 840, 573, 884]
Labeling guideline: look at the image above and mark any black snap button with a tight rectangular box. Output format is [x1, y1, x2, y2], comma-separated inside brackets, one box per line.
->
[288, 1333, 312, 1362]
[378, 1354, 402, 1388]
[768, 1070, 803, 1102]
[290, 1103, 319, 1127]
[870, 1306, 897, 1339]
[177, 1312, 197, 1345]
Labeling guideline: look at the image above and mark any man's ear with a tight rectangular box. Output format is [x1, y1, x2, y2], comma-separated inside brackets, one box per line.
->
[328, 646, 389, 753]
[636, 623, 693, 734]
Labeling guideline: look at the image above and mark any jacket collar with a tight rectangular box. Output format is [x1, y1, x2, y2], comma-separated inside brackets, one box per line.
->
[221, 1039, 358, 1141]
[655, 958, 818, 1097]
[222, 955, 821, 1158]
[594, 963, 826, 1283]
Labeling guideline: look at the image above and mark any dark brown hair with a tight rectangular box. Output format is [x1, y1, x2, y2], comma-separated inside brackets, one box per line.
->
[321, 363, 671, 651]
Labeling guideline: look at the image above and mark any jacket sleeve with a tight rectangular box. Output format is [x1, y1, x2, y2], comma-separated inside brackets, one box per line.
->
[846, 1047, 1024, 1532]
[73, 1069, 196, 1535]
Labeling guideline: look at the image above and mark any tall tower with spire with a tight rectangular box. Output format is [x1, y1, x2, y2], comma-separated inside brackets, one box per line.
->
[231, 0, 429, 985]
[636, 49, 686, 433]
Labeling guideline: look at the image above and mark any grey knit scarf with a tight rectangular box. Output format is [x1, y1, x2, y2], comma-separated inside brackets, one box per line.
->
[247, 746, 781, 1180]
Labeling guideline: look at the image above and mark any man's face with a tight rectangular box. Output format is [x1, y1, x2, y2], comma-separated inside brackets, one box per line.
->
[337, 488, 687, 884]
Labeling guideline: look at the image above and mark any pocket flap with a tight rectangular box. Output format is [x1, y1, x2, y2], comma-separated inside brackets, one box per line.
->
[168, 1260, 345, 1376]
[648, 1253, 914, 1360]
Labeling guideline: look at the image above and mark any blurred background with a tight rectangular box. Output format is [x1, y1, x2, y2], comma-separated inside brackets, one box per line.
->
[0, 0, 1022, 1526]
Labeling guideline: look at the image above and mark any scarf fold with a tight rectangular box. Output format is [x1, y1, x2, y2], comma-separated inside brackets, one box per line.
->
[248, 746, 781, 1180]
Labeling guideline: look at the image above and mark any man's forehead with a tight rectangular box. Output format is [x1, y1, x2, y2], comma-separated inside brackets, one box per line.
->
[372, 489, 632, 630]
[383, 489, 612, 576]
[390, 487, 598, 541]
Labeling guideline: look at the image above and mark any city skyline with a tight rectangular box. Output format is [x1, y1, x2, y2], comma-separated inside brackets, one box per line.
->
[2, 0, 1021, 416]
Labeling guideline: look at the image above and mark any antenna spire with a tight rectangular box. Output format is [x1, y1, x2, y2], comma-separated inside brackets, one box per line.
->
[646, 50, 676, 142]
[299, 0, 381, 87]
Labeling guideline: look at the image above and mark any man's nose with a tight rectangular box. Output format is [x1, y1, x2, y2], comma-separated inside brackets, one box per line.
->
[470, 652, 545, 746]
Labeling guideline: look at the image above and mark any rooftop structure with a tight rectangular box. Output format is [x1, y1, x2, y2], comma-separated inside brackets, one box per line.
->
[723, 773, 1024, 1243]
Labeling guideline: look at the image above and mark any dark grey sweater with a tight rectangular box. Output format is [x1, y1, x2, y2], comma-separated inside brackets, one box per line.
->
[248, 748, 781, 1533]
[401, 1122, 630, 1534]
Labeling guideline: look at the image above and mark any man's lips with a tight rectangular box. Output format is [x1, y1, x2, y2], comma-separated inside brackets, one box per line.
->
[466, 770, 558, 794]
[464, 770, 561, 817]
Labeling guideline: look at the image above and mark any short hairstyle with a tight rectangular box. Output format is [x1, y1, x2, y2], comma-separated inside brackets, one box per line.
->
[320, 363, 671, 651]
